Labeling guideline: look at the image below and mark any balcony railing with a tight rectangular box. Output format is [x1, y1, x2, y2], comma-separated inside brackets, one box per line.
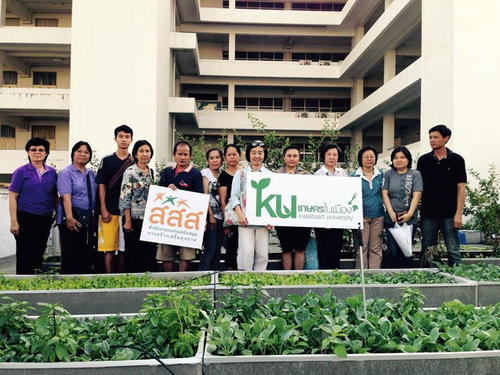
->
[0, 88, 70, 111]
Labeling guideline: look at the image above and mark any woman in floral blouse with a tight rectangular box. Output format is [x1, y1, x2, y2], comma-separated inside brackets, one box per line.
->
[119, 140, 156, 272]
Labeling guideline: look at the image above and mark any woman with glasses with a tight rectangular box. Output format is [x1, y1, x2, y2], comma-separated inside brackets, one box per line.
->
[8, 138, 58, 274]
[57, 141, 97, 274]
[230, 140, 272, 270]
[351, 146, 384, 269]
[314, 143, 347, 269]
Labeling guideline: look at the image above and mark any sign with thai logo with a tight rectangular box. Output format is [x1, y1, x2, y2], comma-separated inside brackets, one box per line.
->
[245, 173, 363, 229]
[140, 185, 209, 249]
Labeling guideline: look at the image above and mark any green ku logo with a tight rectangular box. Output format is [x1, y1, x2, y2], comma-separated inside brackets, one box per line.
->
[251, 177, 296, 218]
[348, 192, 359, 211]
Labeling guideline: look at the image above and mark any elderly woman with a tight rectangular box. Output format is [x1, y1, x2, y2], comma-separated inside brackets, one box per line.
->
[58, 141, 97, 274]
[274, 145, 310, 270]
[351, 145, 384, 269]
[382, 146, 423, 268]
[230, 140, 272, 270]
[120, 140, 156, 273]
[314, 143, 347, 269]
[9, 137, 58, 274]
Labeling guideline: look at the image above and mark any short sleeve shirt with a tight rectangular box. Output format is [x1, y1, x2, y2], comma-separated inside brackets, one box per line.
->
[201, 168, 222, 220]
[382, 169, 423, 224]
[95, 153, 133, 215]
[57, 164, 97, 210]
[417, 148, 467, 219]
[9, 163, 57, 216]
[218, 170, 235, 204]
[119, 164, 154, 219]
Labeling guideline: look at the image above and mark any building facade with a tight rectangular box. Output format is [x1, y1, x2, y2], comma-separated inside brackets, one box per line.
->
[1, 0, 499, 178]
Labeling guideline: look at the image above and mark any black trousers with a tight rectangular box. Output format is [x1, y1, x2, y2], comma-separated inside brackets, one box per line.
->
[314, 228, 343, 269]
[124, 218, 157, 273]
[16, 211, 53, 274]
[59, 224, 94, 274]
[224, 225, 238, 270]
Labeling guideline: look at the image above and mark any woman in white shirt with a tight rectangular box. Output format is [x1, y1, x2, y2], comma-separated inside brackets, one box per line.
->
[314, 143, 347, 269]
[230, 140, 272, 270]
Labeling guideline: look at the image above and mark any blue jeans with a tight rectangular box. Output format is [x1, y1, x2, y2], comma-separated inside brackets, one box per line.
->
[420, 218, 462, 267]
[199, 218, 224, 271]
[385, 222, 415, 268]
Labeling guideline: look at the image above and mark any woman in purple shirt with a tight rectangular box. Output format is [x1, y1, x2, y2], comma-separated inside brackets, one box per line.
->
[8, 138, 58, 274]
[58, 141, 97, 274]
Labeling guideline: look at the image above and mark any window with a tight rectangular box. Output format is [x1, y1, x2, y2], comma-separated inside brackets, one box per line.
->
[222, 51, 229, 60]
[235, 1, 284, 9]
[32, 125, 55, 140]
[35, 18, 59, 27]
[5, 18, 20, 26]
[234, 97, 284, 110]
[1, 125, 15, 138]
[2, 71, 18, 85]
[235, 51, 283, 61]
[291, 98, 350, 112]
[33, 72, 57, 86]
[292, 2, 344, 11]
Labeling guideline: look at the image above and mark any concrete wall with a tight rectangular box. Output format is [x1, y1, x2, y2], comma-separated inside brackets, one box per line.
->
[420, 0, 500, 177]
[70, 0, 173, 165]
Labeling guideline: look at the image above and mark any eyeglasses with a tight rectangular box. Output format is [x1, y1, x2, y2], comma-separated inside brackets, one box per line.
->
[251, 140, 265, 147]
[29, 147, 46, 153]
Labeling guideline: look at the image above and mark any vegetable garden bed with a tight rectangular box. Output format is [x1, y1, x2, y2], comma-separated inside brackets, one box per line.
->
[0, 291, 209, 374]
[203, 288, 500, 375]
[440, 264, 500, 306]
[216, 269, 477, 307]
[0, 272, 214, 314]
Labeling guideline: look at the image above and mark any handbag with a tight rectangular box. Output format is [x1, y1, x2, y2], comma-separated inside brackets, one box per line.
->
[223, 169, 245, 228]
[62, 173, 97, 249]
[303, 234, 319, 270]
[388, 223, 413, 257]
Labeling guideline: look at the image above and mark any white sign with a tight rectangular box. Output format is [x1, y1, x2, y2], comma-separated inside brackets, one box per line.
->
[140, 185, 209, 249]
[245, 173, 363, 229]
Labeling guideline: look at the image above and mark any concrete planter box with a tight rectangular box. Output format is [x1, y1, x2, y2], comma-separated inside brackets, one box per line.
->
[462, 258, 500, 266]
[477, 281, 500, 306]
[216, 269, 478, 307]
[203, 350, 500, 375]
[0, 272, 215, 314]
[0, 324, 204, 375]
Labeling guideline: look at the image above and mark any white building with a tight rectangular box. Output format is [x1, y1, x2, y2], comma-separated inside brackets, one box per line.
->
[1, 0, 499, 178]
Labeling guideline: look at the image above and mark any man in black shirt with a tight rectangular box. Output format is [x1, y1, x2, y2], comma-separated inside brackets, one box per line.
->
[417, 124, 467, 266]
[96, 125, 134, 273]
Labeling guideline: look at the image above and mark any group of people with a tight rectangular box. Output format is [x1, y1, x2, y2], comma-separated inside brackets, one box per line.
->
[8, 123, 466, 274]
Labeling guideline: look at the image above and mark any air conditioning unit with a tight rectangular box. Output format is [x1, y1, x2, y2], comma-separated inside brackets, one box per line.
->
[319, 60, 332, 66]
[299, 60, 312, 66]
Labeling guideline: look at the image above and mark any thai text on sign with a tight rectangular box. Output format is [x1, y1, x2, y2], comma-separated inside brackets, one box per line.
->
[245, 173, 363, 229]
[140, 185, 209, 249]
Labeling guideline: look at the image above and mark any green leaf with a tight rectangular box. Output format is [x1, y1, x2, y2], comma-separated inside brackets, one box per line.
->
[251, 180, 259, 189]
[334, 344, 347, 358]
[446, 327, 461, 340]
